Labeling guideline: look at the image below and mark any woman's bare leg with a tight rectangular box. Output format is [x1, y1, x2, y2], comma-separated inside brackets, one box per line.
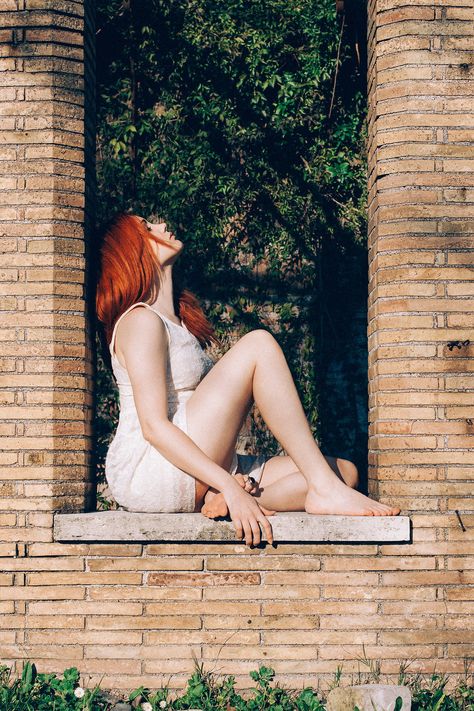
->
[201, 454, 358, 517]
[186, 330, 399, 516]
[253, 455, 358, 511]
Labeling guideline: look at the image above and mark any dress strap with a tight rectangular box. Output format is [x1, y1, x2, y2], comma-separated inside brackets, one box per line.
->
[109, 302, 171, 360]
[149, 307, 189, 332]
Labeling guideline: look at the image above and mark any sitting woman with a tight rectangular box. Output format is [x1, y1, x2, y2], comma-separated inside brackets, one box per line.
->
[96, 213, 400, 547]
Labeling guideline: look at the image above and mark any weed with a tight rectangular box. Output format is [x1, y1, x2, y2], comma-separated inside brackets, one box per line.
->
[0, 660, 472, 711]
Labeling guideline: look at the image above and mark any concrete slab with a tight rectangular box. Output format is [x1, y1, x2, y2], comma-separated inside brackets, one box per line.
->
[327, 684, 412, 711]
[54, 511, 410, 543]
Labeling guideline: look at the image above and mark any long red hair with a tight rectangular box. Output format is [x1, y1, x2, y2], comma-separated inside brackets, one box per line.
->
[96, 213, 216, 352]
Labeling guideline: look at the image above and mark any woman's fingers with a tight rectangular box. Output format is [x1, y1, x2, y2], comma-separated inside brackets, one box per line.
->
[243, 476, 257, 493]
[238, 474, 259, 495]
[227, 488, 274, 547]
[242, 519, 254, 547]
[250, 518, 262, 546]
[233, 517, 244, 541]
[258, 514, 274, 545]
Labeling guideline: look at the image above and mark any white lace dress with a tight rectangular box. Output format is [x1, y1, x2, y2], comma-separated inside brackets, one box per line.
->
[104, 301, 267, 512]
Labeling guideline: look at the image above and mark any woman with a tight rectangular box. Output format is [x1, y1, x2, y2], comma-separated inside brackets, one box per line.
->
[96, 213, 400, 547]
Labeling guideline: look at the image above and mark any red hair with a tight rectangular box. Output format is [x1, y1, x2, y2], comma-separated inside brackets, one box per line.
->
[96, 213, 216, 351]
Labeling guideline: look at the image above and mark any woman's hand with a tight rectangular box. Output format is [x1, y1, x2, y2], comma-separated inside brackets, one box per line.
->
[240, 474, 259, 495]
[223, 480, 273, 547]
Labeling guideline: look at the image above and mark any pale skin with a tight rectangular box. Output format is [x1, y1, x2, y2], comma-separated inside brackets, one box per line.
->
[112, 215, 400, 547]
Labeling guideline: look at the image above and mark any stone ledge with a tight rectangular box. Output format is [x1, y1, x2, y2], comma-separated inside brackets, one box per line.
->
[54, 511, 411, 543]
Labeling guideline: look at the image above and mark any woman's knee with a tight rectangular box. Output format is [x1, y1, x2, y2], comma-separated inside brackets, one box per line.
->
[240, 328, 279, 351]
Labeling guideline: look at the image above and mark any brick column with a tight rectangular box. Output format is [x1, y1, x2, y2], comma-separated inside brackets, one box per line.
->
[367, 0, 474, 515]
[0, 0, 95, 544]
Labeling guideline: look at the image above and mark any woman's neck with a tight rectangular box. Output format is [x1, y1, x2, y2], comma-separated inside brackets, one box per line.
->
[149, 265, 177, 319]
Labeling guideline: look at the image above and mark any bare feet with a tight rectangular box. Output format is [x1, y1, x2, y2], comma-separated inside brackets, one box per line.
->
[201, 474, 276, 519]
[201, 489, 230, 518]
[305, 479, 400, 517]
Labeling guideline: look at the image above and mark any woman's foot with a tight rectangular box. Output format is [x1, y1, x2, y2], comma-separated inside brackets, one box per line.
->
[305, 478, 400, 516]
[201, 489, 229, 518]
[201, 474, 275, 519]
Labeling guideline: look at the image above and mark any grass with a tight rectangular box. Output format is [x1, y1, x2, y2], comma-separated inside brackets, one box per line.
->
[0, 660, 472, 711]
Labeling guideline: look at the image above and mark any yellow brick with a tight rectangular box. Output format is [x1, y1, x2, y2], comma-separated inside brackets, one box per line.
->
[84, 644, 146, 660]
[143, 659, 197, 674]
[88, 615, 201, 630]
[319, 643, 436, 660]
[36, 659, 142, 675]
[203, 585, 321, 601]
[145, 601, 260, 616]
[89, 586, 201, 601]
[28, 601, 143, 615]
[321, 586, 436, 601]
[382, 659, 468, 675]
[447, 558, 474, 571]
[88, 557, 204, 572]
[319, 614, 437, 630]
[0, 644, 83, 661]
[0, 544, 17, 557]
[27, 572, 143, 586]
[382, 601, 449, 614]
[26, 616, 85, 629]
[89, 674, 190, 691]
[206, 556, 321, 571]
[201, 644, 319, 661]
[445, 588, 474, 601]
[204, 615, 319, 630]
[262, 629, 377, 645]
[323, 557, 436, 572]
[144, 630, 259, 645]
[27, 630, 142, 645]
[0, 527, 53, 541]
[382, 571, 474, 586]
[0, 603, 18, 618]
[380, 629, 473, 646]
[0, 586, 84, 601]
[262, 601, 377, 615]
[264, 571, 380, 585]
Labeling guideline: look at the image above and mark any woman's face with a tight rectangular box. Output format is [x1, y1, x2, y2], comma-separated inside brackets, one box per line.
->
[138, 215, 184, 267]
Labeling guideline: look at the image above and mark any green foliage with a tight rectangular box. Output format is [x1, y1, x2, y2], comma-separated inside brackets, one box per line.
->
[96, 0, 367, 258]
[0, 662, 106, 711]
[0, 662, 472, 711]
[394, 697, 404, 711]
[410, 673, 474, 711]
[94, 0, 369, 490]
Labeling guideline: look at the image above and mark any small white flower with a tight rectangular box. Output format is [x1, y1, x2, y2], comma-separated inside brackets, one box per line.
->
[141, 703, 153, 711]
[74, 687, 85, 699]
[159, 701, 167, 709]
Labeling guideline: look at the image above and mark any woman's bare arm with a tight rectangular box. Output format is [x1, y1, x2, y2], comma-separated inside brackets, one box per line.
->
[114, 308, 273, 545]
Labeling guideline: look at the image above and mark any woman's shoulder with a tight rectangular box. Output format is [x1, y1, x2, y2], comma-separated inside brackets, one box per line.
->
[116, 302, 167, 333]
[114, 303, 169, 365]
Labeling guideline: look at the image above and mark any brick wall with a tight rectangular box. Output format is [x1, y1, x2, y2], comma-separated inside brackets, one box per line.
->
[367, 0, 474, 514]
[0, 0, 473, 693]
